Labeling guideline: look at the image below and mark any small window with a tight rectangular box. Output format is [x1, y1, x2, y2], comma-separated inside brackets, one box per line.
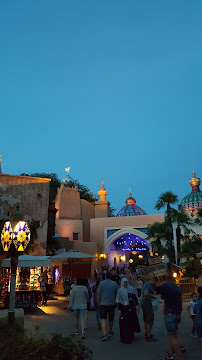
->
[73, 232, 79, 241]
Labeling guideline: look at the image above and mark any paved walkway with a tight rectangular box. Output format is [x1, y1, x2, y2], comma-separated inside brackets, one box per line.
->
[24, 296, 202, 360]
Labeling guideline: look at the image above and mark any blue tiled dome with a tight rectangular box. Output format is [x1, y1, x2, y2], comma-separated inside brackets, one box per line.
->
[116, 193, 147, 217]
[116, 204, 147, 217]
[180, 192, 202, 210]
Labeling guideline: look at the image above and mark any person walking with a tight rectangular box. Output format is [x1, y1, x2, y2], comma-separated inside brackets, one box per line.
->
[94, 268, 98, 281]
[187, 292, 198, 337]
[116, 278, 140, 344]
[69, 277, 89, 339]
[39, 272, 47, 306]
[97, 271, 118, 341]
[123, 268, 135, 287]
[83, 277, 92, 330]
[195, 286, 202, 341]
[136, 276, 144, 299]
[141, 276, 158, 342]
[93, 278, 101, 330]
[161, 272, 185, 360]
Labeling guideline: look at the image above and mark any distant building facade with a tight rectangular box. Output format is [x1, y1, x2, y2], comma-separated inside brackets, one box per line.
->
[55, 171, 165, 268]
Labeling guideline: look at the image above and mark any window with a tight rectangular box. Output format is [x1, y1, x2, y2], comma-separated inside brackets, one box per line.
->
[73, 232, 79, 241]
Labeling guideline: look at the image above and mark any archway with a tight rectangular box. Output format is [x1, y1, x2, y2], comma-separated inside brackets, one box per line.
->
[105, 228, 150, 268]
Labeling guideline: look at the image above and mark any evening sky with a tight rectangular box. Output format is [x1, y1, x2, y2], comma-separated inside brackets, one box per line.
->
[0, 0, 201, 214]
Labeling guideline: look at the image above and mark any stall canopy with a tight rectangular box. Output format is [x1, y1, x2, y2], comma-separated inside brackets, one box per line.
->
[51, 250, 94, 264]
[2, 255, 52, 268]
[51, 250, 95, 277]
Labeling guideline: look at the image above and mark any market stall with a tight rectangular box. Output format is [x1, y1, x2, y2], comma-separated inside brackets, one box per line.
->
[51, 250, 95, 296]
[1, 255, 53, 311]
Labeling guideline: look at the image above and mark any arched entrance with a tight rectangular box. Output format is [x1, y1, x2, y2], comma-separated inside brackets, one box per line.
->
[105, 228, 150, 268]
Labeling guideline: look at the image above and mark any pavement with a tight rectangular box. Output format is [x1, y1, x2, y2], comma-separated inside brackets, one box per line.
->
[23, 295, 202, 360]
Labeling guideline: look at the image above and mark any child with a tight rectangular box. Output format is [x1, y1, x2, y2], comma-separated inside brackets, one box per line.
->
[187, 292, 198, 336]
[196, 286, 202, 341]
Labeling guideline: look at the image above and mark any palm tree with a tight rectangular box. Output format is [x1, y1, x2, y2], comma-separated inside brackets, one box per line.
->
[147, 222, 169, 256]
[155, 191, 179, 268]
[195, 209, 202, 226]
[180, 235, 202, 278]
[171, 208, 194, 264]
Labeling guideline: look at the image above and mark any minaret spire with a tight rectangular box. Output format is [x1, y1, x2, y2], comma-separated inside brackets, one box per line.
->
[0, 155, 2, 174]
[189, 167, 201, 192]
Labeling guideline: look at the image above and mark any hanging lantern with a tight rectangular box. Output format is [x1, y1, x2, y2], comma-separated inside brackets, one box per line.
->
[13, 221, 30, 252]
[1, 221, 13, 251]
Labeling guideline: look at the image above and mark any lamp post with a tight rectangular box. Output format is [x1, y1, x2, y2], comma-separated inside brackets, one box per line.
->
[1, 218, 30, 324]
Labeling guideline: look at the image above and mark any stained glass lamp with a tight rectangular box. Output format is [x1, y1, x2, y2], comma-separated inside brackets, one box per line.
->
[1, 221, 13, 251]
[13, 221, 31, 252]
[1, 216, 31, 324]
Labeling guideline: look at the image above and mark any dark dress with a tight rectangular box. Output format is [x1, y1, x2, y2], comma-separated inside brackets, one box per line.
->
[118, 292, 141, 344]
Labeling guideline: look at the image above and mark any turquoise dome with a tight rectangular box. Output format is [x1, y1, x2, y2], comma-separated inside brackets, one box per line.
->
[180, 192, 202, 210]
[180, 170, 202, 213]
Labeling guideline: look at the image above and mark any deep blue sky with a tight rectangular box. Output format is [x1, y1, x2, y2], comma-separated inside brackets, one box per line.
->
[1, 1, 201, 215]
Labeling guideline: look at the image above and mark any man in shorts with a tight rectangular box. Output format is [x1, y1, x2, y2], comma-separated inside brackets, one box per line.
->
[141, 276, 158, 341]
[161, 272, 185, 360]
[97, 271, 118, 341]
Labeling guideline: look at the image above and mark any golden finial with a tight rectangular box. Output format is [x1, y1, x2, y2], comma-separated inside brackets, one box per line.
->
[189, 167, 201, 189]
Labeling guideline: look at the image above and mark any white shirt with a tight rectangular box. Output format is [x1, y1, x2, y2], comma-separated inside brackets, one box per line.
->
[188, 300, 197, 315]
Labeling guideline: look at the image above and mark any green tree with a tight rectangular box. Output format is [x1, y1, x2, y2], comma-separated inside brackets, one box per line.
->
[171, 208, 194, 264]
[155, 191, 179, 267]
[195, 208, 202, 226]
[180, 235, 202, 278]
[147, 222, 169, 256]
[74, 180, 98, 203]
[20, 173, 99, 205]
[180, 234, 202, 259]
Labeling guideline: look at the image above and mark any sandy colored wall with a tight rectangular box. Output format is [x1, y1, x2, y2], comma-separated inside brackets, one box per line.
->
[95, 202, 109, 218]
[0, 174, 50, 255]
[56, 219, 83, 241]
[81, 199, 95, 242]
[55, 185, 81, 219]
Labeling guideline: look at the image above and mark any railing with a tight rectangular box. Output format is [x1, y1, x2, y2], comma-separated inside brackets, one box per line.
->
[177, 277, 198, 299]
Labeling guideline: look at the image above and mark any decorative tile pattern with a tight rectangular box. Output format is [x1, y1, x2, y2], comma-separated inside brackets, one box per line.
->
[107, 229, 120, 238]
[134, 227, 149, 235]
[116, 204, 147, 217]
[180, 192, 202, 210]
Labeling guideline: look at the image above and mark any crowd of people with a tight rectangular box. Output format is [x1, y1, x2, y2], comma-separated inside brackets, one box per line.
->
[68, 267, 202, 360]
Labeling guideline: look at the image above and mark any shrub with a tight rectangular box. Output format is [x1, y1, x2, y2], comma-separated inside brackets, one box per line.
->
[0, 325, 93, 360]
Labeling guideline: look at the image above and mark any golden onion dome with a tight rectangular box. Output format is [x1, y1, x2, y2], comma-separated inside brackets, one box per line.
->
[125, 193, 136, 205]
[189, 170, 201, 188]
[98, 184, 108, 195]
